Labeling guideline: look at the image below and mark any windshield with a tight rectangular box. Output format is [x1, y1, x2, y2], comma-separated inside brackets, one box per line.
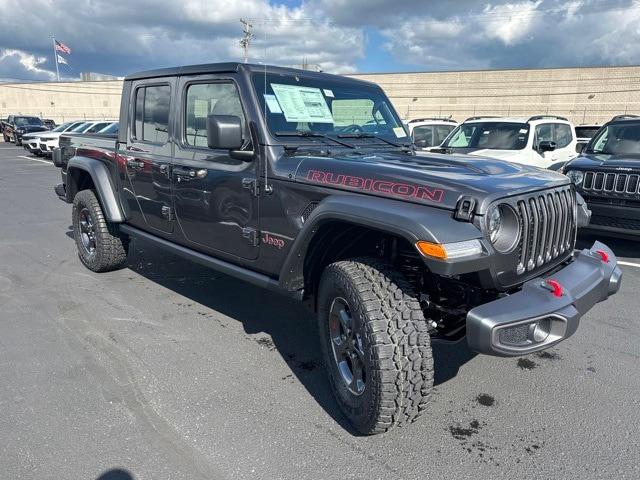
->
[70, 122, 92, 132]
[15, 116, 43, 126]
[587, 122, 640, 156]
[51, 122, 73, 133]
[443, 122, 529, 150]
[412, 124, 456, 148]
[575, 126, 600, 139]
[98, 122, 119, 134]
[252, 73, 407, 145]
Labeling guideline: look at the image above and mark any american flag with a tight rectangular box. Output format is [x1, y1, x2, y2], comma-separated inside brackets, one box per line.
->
[55, 40, 71, 55]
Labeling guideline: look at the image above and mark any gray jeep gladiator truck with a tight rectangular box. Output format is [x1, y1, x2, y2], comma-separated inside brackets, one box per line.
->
[53, 63, 622, 435]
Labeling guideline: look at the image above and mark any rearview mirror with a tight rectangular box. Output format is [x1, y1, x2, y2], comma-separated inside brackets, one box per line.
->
[538, 140, 556, 152]
[207, 115, 243, 151]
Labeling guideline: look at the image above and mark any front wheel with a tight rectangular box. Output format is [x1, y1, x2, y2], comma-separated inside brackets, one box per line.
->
[13, 133, 21, 146]
[72, 189, 128, 272]
[318, 257, 433, 434]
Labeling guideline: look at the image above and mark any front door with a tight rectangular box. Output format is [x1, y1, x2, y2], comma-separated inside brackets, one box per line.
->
[171, 76, 259, 260]
[119, 81, 174, 234]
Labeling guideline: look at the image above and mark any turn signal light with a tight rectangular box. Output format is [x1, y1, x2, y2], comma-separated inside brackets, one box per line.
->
[416, 241, 448, 259]
[415, 239, 483, 260]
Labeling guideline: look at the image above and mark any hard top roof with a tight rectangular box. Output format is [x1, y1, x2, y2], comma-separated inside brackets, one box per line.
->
[124, 62, 376, 87]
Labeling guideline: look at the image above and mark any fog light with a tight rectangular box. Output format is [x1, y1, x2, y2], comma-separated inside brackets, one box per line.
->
[530, 318, 551, 343]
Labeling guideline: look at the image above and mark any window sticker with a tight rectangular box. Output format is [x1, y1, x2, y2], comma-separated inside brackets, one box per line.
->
[263, 94, 282, 114]
[323, 89, 335, 98]
[393, 127, 407, 138]
[270, 83, 334, 123]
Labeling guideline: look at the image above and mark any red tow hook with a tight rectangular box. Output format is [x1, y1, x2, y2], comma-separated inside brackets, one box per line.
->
[595, 249, 610, 263]
[542, 279, 564, 297]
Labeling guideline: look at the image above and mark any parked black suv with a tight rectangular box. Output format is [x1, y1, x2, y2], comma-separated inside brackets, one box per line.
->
[564, 115, 640, 237]
[53, 63, 621, 434]
[2, 115, 49, 145]
[2, 115, 50, 144]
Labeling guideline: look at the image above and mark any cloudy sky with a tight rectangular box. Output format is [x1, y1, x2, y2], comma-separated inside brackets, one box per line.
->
[1, 0, 640, 81]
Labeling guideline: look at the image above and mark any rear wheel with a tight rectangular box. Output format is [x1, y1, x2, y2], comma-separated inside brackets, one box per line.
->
[318, 257, 434, 434]
[72, 189, 128, 272]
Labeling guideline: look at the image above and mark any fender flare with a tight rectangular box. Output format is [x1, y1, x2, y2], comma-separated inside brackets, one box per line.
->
[66, 157, 125, 223]
[278, 195, 488, 291]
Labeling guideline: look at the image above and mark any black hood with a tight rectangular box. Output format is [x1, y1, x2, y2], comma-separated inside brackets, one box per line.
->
[17, 125, 49, 134]
[294, 150, 569, 213]
[567, 153, 640, 172]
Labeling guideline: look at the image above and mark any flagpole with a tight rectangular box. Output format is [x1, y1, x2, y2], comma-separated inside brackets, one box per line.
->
[52, 37, 60, 82]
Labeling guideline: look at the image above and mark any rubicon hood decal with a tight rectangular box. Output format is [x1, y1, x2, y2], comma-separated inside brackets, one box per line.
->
[293, 151, 570, 212]
[306, 169, 445, 203]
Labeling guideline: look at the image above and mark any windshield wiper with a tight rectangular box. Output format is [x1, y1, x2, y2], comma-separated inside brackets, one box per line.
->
[275, 130, 356, 149]
[336, 132, 406, 148]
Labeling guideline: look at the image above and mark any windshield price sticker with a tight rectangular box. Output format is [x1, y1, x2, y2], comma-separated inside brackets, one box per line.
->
[263, 94, 283, 114]
[271, 83, 334, 123]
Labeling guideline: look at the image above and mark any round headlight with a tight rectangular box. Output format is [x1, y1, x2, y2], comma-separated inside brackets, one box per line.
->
[487, 205, 502, 243]
[486, 204, 520, 253]
[566, 170, 584, 185]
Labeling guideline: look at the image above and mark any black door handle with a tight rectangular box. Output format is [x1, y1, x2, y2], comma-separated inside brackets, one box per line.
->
[126, 158, 144, 171]
[173, 167, 207, 180]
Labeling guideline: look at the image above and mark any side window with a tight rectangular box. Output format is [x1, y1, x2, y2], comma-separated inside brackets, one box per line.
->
[534, 123, 553, 148]
[434, 125, 454, 145]
[412, 126, 434, 146]
[133, 85, 171, 144]
[185, 82, 245, 148]
[554, 123, 573, 148]
[134, 88, 144, 139]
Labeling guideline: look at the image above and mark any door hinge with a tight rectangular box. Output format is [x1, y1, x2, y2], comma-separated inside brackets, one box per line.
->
[161, 205, 173, 221]
[242, 178, 260, 196]
[242, 227, 260, 247]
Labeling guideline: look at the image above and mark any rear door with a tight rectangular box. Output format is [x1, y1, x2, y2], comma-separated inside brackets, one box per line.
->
[118, 80, 175, 234]
[171, 75, 259, 260]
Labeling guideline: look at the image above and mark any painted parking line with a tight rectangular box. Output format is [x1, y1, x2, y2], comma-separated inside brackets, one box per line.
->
[17, 155, 53, 165]
[618, 260, 640, 269]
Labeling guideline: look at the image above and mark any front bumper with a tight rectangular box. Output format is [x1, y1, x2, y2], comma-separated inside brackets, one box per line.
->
[467, 241, 622, 356]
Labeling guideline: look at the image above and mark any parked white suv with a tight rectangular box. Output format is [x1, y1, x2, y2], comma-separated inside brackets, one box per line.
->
[37, 120, 114, 155]
[430, 115, 578, 168]
[406, 118, 457, 150]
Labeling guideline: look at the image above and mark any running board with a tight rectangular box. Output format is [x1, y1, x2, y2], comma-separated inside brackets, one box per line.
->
[119, 224, 303, 300]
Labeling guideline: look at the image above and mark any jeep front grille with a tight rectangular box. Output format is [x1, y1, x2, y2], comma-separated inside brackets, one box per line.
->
[516, 186, 576, 274]
[582, 171, 640, 195]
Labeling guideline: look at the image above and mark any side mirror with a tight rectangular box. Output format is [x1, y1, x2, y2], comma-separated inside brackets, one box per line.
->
[414, 139, 428, 149]
[575, 142, 586, 154]
[207, 115, 243, 150]
[538, 140, 556, 152]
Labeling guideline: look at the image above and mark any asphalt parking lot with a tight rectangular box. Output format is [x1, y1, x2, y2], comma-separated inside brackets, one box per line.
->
[1, 141, 639, 480]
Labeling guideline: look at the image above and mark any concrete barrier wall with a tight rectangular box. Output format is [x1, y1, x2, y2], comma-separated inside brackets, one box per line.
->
[0, 80, 123, 123]
[2, 65, 639, 126]
[350, 65, 640, 125]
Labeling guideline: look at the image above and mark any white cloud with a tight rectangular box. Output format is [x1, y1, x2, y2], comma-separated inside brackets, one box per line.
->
[480, 1, 543, 45]
[0, 49, 58, 81]
[0, 0, 365, 77]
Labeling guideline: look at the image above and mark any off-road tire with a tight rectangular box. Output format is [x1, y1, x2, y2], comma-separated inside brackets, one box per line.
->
[2, 133, 9, 142]
[13, 133, 21, 146]
[318, 257, 434, 435]
[72, 189, 128, 272]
